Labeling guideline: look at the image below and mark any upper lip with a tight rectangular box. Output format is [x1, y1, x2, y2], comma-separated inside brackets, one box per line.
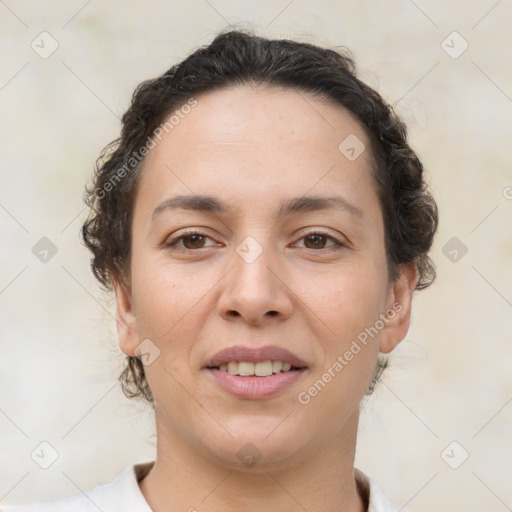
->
[203, 345, 308, 369]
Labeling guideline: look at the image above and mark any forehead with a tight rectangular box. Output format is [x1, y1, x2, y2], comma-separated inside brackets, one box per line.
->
[137, 84, 379, 221]
[150, 84, 370, 154]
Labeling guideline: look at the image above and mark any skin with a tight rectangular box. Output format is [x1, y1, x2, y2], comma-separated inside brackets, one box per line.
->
[112, 84, 417, 512]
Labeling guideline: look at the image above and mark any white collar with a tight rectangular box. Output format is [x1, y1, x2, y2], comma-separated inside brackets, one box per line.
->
[3, 461, 404, 512]
[103, 462, 404, 512]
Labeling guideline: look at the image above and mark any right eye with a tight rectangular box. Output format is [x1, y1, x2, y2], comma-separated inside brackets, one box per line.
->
[163, 230, 219, 251]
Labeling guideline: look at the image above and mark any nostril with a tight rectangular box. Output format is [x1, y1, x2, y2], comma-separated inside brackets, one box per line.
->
[266, 311, 278, 317]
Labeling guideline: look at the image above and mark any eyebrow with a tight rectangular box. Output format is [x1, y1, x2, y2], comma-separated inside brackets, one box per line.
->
[151, 194, 364, 221]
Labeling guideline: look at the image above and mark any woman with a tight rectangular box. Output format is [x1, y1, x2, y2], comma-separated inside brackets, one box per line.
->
[4, 28, 437, 511]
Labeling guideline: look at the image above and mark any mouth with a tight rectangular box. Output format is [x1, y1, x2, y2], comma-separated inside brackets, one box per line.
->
[204, 366, 308, 399]
[203, 345, 309, 399]
[206, 360, 305, 376]
[203, 344, 308, 371]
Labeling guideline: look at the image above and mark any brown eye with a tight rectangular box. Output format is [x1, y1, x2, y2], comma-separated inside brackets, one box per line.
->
[181, 234, 206, 249]
[294, 232, 344, 251]
[303, 234, 329, 249]
[164, 231, 216, 251]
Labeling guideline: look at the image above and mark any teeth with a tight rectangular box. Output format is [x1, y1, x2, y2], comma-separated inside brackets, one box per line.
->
[255, 361, 273, 377]
[215, 360, 299, 376]
[272, 360, 282, 373]
[238, 361, 255, 376]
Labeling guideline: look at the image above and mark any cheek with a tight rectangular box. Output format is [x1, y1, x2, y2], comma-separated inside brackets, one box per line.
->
[131, 253, 216, 337]
[298, 261, 388, 340]
[295, 273, 383, 427]
[294, 260, 387, 402]
[130, 260, 214, 409]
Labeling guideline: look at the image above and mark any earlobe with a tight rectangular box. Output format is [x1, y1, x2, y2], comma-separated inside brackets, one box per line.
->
[379, 263, 418, 354]
[110, 271, 139, 357]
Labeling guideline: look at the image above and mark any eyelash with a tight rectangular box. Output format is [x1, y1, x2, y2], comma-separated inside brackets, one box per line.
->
[163, 229, 347, 252]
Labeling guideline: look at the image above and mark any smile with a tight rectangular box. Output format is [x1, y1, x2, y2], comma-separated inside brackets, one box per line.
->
[204, 366, 307, 399]
[209, 360, 302, 376]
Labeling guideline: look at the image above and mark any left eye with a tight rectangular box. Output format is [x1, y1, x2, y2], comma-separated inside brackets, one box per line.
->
[294, 233, 342, 250]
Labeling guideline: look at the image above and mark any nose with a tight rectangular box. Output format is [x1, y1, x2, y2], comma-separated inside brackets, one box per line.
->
[217, 237, 293, 326]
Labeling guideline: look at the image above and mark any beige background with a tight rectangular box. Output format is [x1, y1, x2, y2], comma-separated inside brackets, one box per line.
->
[1, 1, 511, 510]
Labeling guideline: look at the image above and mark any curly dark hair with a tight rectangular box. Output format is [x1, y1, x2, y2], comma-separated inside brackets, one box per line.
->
[81, 28, 438, 405]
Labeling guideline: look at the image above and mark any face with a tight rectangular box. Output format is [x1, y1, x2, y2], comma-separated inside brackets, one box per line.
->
[113, 85, 416, 471]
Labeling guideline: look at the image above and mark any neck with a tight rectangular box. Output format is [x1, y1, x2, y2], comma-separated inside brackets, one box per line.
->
[139, 408, 366, 512]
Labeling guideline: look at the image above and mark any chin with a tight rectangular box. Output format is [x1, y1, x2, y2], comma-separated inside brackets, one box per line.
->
[202, 425, 308, 473]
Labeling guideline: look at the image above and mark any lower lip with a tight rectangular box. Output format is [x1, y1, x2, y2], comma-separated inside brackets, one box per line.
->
[204, 368, 307, 399]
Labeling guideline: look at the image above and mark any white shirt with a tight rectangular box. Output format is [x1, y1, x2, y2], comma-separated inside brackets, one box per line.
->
[1, 462, 405, 512]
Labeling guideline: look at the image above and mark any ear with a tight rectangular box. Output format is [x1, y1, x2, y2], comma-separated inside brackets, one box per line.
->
[111, 271, 139, 357]
[379, 263, 418, 354]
